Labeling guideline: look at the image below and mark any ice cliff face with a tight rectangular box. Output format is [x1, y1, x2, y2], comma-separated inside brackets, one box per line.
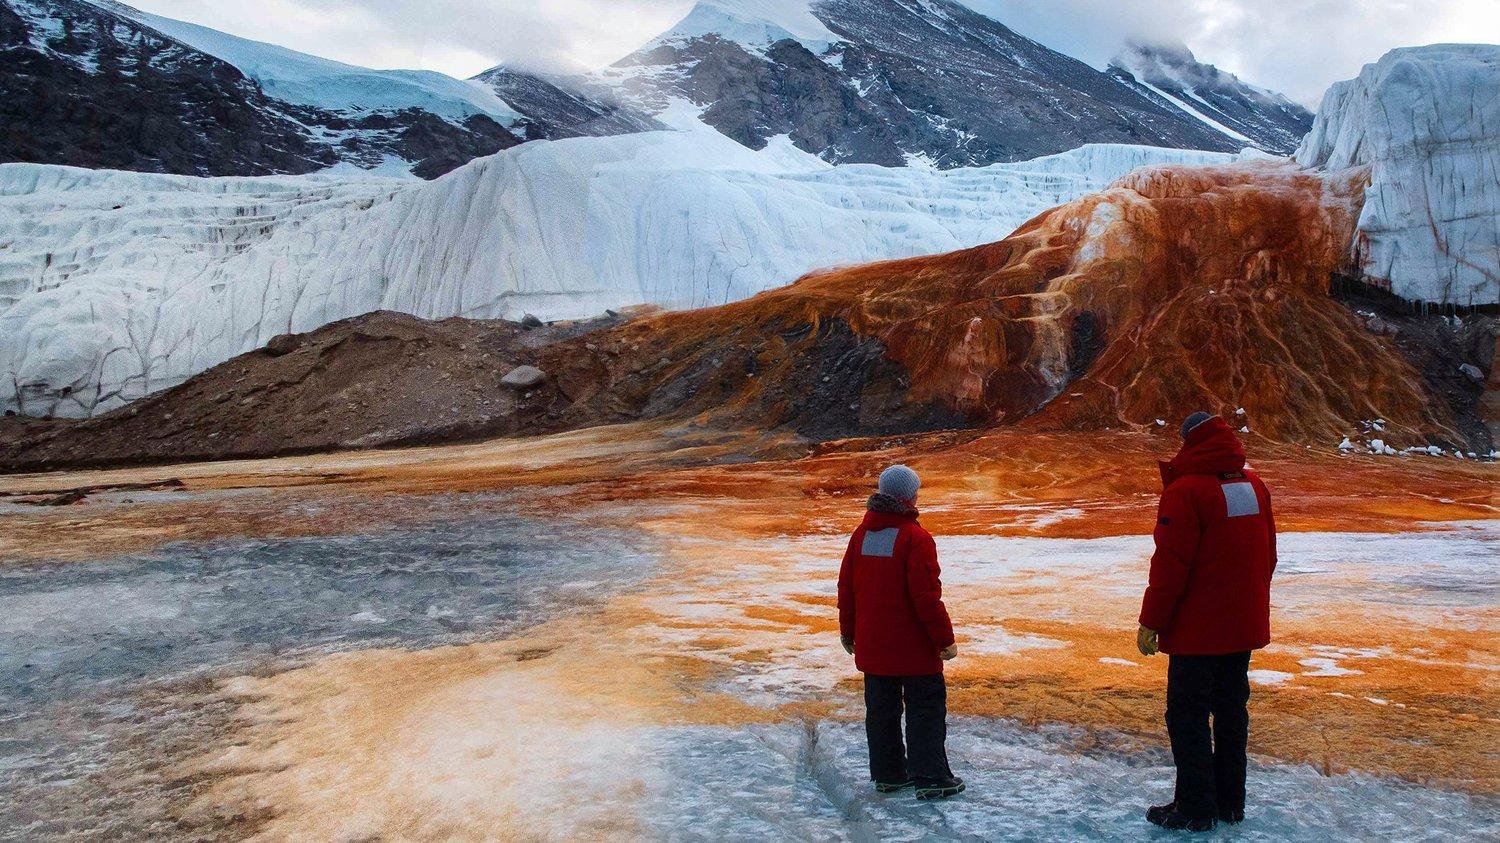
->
[1296, 44, 1499, 306]
[0, 134, 1240, 416]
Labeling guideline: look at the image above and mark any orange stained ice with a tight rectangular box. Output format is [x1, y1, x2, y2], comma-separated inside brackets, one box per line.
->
[1, 424, 1495, 838]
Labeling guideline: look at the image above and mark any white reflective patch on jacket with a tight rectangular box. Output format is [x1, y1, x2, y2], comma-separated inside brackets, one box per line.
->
[1222, 481, 1261, 518]
[861, 527, 899, 557]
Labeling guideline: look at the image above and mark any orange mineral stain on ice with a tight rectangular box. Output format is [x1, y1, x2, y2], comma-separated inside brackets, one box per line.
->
[2, 431, 1496, 837]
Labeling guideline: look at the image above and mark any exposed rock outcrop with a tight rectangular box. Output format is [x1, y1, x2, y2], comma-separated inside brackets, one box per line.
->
[0, 0, 336, 176]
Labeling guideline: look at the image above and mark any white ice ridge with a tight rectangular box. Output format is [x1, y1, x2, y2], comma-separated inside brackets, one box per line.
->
[1296, 44, 1499, 306]
[0, 133, 1241, 417]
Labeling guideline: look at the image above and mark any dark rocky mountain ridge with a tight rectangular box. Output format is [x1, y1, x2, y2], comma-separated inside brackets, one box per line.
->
[1107, 39, 1313, 155]
[1, 0, 1312, 179]
[594, 0, 1297, 166]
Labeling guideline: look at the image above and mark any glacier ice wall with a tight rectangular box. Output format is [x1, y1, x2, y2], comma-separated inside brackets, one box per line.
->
[1296, 44, 1499, 306]
[0, 131, 1240, 416]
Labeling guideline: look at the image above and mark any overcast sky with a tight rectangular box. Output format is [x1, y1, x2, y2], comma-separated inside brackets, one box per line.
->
[128, 0, 1498, 107]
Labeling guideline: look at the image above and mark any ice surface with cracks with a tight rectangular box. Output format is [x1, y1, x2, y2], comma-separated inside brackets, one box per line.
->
[0, 503, 656, 839]
[1296, 44, 1500, 306]
[0, 133, 1242, 416]
[618, 718, 1496, 841]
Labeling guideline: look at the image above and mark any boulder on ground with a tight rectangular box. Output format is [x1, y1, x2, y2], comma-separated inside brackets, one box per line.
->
[502, 365, 547, 389]
[264, 334, 302, 356]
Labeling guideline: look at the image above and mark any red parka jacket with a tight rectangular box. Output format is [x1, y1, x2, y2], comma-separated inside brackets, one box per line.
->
[838, 509, 956, 676]
[1139, 416, 1278, 655]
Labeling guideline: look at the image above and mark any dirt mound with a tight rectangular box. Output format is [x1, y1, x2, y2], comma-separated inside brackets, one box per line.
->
[3, 161, 1483, 472]
[611, 161, 1464, 443]
[0, 311, 631, 470]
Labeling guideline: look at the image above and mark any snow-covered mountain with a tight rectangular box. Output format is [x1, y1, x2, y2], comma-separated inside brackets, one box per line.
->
[118, 3, 663, 144]
[1107, 39, 1313, 155]
[0, 133, 1244, 417]
[0, 0, 651, 178]
[583, 0, 1290, 166]
[1297, 44, 1499, 306]
[1, 0, 346, 176]
[4, 0, 1309, 180]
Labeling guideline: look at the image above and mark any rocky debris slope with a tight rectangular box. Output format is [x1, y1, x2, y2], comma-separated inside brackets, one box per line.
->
[1107, 39, 1313, 155]
[1332, 277, 1497, 453]
[0, 136, 1242, 418]
[0, 310, 637, 469]
[1296, 44, 1499, 306]
[6, 161, 1483, 470]
[591, 0, 1289, 166]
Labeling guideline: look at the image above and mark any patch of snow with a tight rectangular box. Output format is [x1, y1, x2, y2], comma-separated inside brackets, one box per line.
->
[1131, 77, 1256, 145]
[961, 625, 1067, 656]
[1098, 657, 1138, 667]
[1248, 669, 1295, 686]
[1298, 657, 1363, 677]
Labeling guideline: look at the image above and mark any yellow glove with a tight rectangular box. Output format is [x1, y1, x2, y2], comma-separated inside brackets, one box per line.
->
[1136, 625, 1159, 656]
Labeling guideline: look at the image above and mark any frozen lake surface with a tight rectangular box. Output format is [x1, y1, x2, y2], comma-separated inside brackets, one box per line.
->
[0, 503, 655, 839]
[1, 504, 1495, 840]
[633, 718, 1499, 841]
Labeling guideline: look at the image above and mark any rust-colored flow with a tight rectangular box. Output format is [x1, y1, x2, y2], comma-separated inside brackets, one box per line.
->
[609, 162, 1449, 443]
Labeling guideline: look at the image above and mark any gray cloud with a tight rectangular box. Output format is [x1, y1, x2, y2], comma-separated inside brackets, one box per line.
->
[130, 0, 1497, 106]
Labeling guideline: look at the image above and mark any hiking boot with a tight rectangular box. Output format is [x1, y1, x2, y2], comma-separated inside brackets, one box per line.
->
[1145, 802, 1217, 832]
[914, 776, 965, 800]
[1219, 806, 1245, 824]
[874, 778, 913, 794]
[1146, 801, 1177, 825]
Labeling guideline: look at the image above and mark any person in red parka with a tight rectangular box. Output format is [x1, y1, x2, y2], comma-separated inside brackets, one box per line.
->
[1137, 412, 1277, 832]
[837, 464, 964, 800]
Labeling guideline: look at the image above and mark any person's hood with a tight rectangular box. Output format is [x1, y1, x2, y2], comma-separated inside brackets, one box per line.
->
[1159, 415, 1246, 487]
[862, 507, 918, 532]
[866, 492, 918, 518]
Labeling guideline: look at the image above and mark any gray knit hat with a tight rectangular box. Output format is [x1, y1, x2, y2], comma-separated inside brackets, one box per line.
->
[1181, 411, 1214, 439]
[878, 464, 921, 503]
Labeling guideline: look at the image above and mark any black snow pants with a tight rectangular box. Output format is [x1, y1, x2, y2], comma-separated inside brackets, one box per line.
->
[1166, 651, 1252, 820]
[864, 673, 953, 784]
